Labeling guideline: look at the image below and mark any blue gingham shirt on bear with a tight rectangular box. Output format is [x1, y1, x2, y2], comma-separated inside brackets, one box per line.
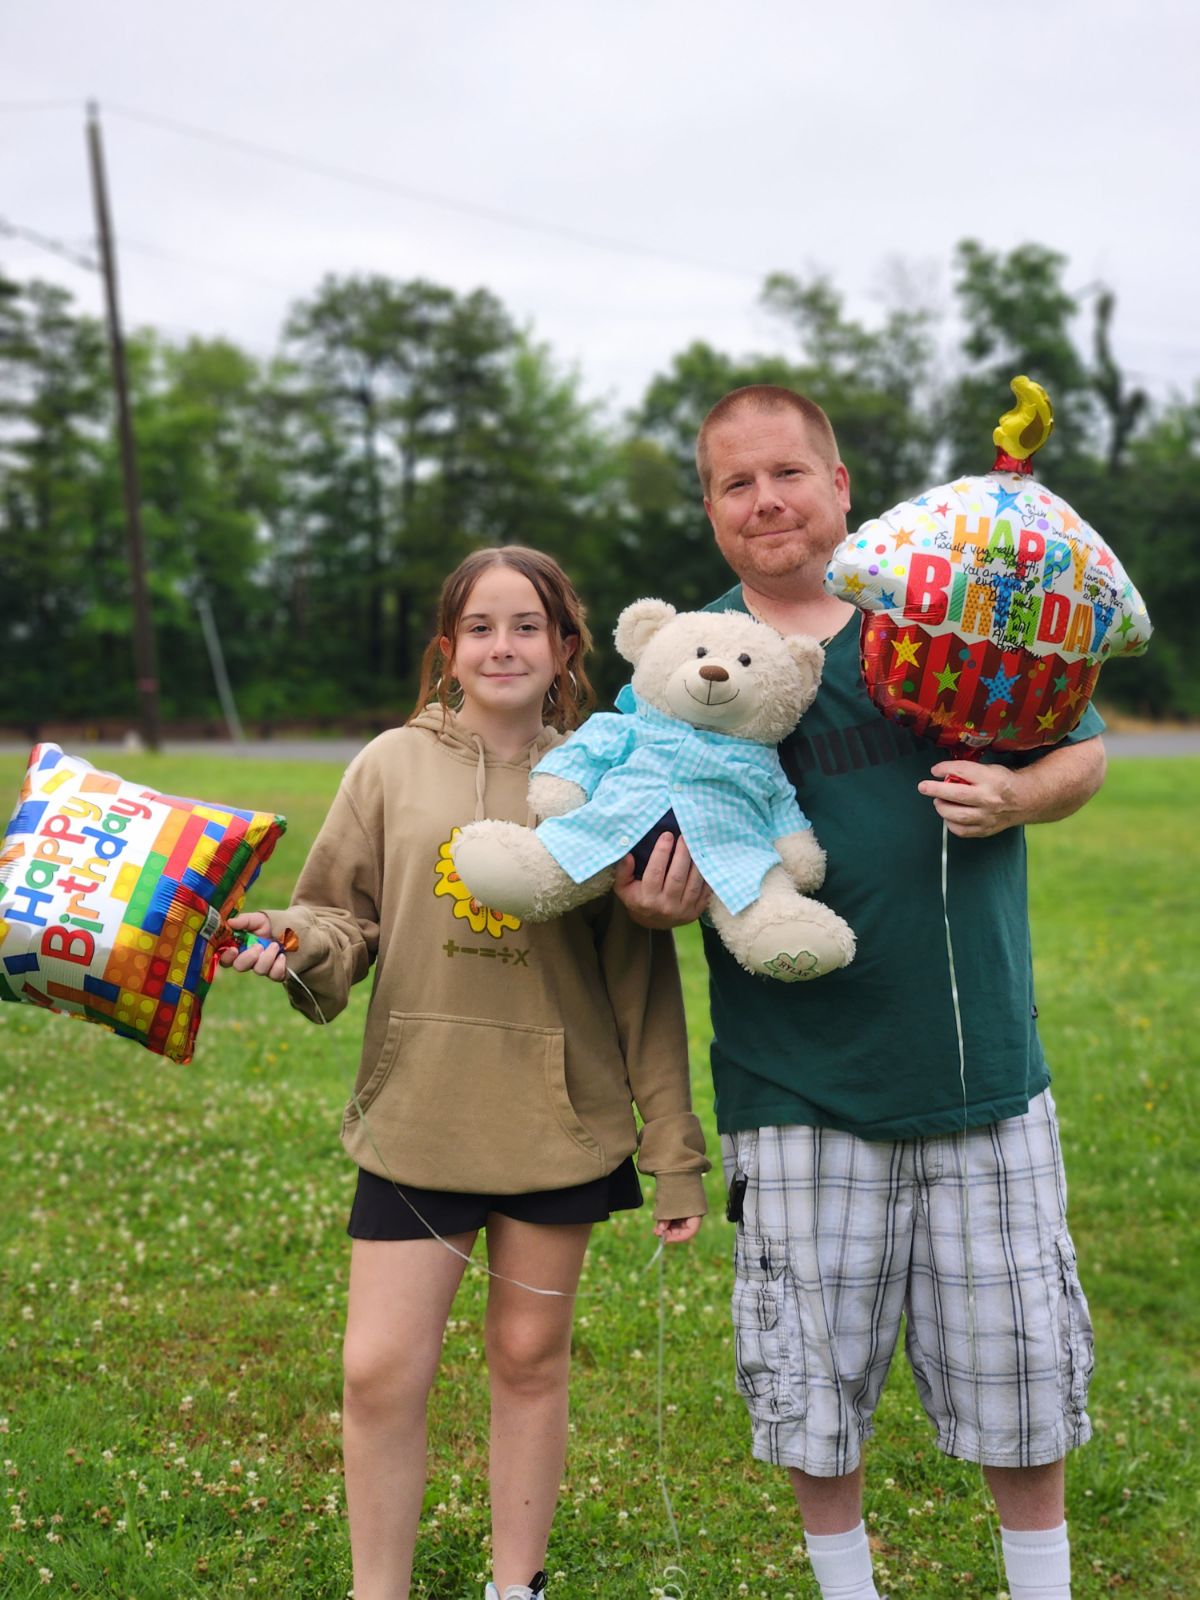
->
[532, 685, 812, 915]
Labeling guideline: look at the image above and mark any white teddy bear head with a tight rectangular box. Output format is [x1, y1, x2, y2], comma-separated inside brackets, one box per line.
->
[614, 600, 824, 746]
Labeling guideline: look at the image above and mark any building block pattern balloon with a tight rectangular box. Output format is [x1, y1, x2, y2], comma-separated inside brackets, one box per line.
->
[0, 744, 286, 1062]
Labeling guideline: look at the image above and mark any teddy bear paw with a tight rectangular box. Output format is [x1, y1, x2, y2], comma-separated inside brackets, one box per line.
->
[451, 823, 545, 918]
[528, 772, 588, 821]
[744, 918, 855, 983]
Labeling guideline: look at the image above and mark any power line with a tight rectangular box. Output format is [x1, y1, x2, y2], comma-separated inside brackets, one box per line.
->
[0, 215, 98, 272]
[0, 214, 302, 298]
[4, 99, 1194, 395]
[0, 99, 81, 113]
[118, 234, 299, 294]
[101, 99, 759, 283]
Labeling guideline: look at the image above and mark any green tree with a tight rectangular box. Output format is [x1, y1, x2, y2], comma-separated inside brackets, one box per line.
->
[760, 271, 937, 516]
[944, 240, 1096, 473]
[2, 245, 1192, 731]
[130, 334, 283, 723]
[1091, 287, 1149, 476]
[0, 275, 115, 726]
[1089, 390, 1200, 718]
[281, 275, 519, 702]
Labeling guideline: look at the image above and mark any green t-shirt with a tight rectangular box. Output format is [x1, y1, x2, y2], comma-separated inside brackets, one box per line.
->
[701, 582, 1105, 1140]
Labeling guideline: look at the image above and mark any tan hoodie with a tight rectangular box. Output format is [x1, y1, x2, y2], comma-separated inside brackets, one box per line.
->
[258, 707, 709, 1221]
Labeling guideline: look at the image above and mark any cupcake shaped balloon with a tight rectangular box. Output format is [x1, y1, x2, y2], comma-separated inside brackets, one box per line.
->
[825, 377, 1152, 752]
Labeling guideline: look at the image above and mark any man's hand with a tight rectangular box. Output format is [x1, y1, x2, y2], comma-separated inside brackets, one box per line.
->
[654, 1215, 703, 1244]
[917, 761, 1022, 837]
[918, 738, 1107, 838]
[612, 833, 711, 929]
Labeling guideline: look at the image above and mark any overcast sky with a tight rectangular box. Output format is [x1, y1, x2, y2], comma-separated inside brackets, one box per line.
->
[2, 0, 1196, 422]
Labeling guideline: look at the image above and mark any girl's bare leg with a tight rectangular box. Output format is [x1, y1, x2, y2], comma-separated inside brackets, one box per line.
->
[483, 1218, 592, 1592]
[343, 1234, 475, 1600]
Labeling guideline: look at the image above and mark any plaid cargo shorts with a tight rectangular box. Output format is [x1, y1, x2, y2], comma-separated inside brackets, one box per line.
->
[721, 1089, 1094, 1475]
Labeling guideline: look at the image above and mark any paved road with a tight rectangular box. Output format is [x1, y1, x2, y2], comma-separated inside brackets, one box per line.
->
[0, 738, 369, 764]
[3, 732, 1199, 762]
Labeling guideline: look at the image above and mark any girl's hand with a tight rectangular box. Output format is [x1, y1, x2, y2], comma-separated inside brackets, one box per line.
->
[654, 1216, 703, 1244]
[217, 912, 289, 983]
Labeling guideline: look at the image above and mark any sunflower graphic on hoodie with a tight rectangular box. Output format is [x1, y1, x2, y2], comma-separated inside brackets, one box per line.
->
[434, 828, 522, 940]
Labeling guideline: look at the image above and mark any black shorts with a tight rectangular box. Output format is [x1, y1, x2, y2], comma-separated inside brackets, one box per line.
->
[346, 1157, 644, 1241]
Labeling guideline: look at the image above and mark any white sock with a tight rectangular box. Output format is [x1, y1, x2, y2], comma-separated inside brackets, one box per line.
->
[805, 1521, 880, 1599]
[1001, 1521, 1071, 1598]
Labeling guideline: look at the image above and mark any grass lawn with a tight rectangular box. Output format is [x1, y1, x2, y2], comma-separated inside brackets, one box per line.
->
[0, 751, 1195, 1598]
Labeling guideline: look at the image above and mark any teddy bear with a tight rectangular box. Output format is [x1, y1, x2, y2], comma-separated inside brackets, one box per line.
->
[450, 600, 856, 982]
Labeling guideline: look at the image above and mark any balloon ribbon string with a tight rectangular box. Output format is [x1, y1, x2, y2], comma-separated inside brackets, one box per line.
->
[939, 818, 975, 1359]
[280, 964, 665, 1306]
[656, 1244, 684, 1563]
[278, 953, 681, 1555]
[940, 822, 1002, 1586]
[282, 958, 681, 1554]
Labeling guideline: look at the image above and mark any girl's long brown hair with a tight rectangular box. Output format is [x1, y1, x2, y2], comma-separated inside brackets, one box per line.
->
[409, 546, 596, 733]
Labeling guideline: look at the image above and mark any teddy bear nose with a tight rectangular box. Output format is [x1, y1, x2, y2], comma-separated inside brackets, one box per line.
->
[698, 663, 729, 682]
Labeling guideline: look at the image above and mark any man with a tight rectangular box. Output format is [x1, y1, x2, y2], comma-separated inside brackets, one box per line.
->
[615, 385, 1102, 1600]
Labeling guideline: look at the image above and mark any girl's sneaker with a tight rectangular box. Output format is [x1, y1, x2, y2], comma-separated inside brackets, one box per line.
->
[484, 1573, 547, 1600]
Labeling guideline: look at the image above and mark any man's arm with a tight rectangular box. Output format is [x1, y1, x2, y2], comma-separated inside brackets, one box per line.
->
[917, 736, 1107, 839]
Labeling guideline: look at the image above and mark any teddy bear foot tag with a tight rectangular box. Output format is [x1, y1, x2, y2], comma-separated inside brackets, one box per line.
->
[745, 920, 854, 983]
[762, 949, 824, 982]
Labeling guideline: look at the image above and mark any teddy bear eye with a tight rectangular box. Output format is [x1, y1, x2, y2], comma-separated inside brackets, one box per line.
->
[738, 653, 752, 666]
[696, 647, 708, 658]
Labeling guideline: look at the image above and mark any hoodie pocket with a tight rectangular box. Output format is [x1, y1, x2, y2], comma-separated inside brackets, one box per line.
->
[342, 1011, 605, 1192]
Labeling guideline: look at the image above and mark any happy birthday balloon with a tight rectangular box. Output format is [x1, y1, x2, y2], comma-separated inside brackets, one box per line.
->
[825, 377, 1152, 751]
[0, 744, 286, 1062]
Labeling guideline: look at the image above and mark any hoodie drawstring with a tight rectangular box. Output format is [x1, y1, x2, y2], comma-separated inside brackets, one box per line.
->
[421, 703, 553, 826]
[470, 735, 488, 822]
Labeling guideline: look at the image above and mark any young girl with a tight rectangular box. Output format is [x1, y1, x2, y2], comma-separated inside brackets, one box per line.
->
[222, 547, 708, 1600]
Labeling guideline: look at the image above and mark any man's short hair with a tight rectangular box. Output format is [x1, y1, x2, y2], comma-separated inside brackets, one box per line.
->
[696, 385, 840, 497]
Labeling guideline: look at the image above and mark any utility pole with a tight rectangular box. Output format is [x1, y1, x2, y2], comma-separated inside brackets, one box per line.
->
[195, 591, 245, 743]
[86, 100, 162, 750]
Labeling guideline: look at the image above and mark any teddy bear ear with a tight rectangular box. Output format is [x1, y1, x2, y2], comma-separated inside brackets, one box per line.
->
[784, 634, 826, 700]
[614, 599, 677, 665]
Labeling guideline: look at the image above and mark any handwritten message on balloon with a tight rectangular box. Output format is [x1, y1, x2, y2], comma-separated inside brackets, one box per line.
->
[0, 744, 286, 1062]
[825, 379, 1152, 750]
